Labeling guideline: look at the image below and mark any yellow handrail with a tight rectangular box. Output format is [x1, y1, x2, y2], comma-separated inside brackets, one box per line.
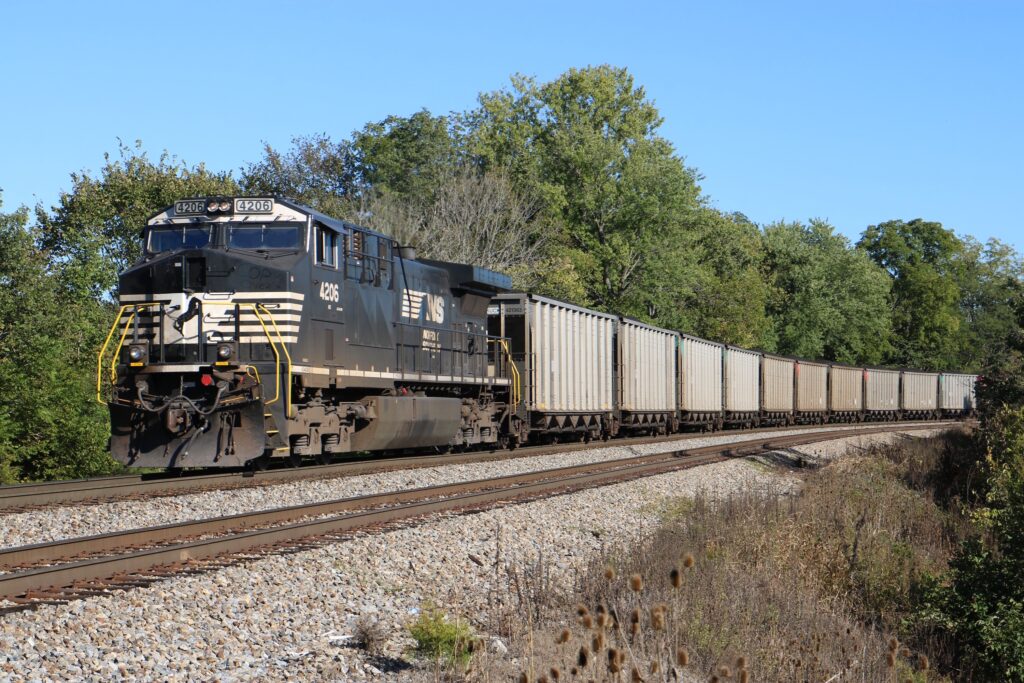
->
[96, 300, 292, 413]
[489, 337, 521, 411]
[257, 303, 293, 416]
[96, 303, 160, 403]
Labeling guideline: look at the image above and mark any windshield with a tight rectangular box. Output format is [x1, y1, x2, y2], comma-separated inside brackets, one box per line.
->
[148, 226, 211, 253]
[228, 223, 303, 250]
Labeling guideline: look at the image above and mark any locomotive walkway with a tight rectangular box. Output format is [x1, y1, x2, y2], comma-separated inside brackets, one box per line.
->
[0, 422, 960, 612]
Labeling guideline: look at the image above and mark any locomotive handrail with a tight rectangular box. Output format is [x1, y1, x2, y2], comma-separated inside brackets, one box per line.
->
[257, 303, 293, 417]
[96, 301, 292, 417]
[96, 303, 161, 404]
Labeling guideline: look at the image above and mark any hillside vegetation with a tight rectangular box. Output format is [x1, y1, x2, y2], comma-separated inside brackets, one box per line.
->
[1, 65, 1021, 483]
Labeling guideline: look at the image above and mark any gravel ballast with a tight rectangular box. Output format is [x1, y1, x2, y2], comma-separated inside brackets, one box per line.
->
[0, 427, 954, 681]
[0, 424, 913, 549]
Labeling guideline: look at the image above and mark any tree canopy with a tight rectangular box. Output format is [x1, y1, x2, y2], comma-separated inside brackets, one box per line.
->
[1, 64, 1020, 482]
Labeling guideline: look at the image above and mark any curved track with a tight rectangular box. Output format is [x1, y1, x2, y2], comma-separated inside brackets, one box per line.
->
[0, 422, 959, 612]
[0, 421, 963, 511]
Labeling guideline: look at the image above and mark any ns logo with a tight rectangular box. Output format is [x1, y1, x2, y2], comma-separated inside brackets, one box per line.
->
[401, 289, 445, 324]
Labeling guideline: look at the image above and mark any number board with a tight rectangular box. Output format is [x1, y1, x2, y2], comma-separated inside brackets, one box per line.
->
[174, 199, 206, 216]
[234, 198, 275, 214]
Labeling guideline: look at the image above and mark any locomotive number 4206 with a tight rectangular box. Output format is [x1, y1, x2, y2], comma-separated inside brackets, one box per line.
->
[319, 281, 340, 303]
[234, 198, 274, 214]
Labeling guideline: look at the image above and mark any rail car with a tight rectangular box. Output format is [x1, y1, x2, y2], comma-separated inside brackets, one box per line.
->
[98, 197, 976, 470]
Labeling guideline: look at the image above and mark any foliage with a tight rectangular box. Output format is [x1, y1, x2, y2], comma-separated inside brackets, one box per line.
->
[240, 133, 356, 218]
[763, 219, 892, 363]
[407, 603, 475, 667]
[0, 198, 118, 482]
[859, 218, 967, 370]
[37, 140, 238, 298]
[912, 309, 1024, 680]
[6, 64, 1024, 485]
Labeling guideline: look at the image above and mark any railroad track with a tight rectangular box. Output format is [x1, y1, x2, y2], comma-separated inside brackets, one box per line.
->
[0, 422, 959, 613]
[0, 421, 963, 511]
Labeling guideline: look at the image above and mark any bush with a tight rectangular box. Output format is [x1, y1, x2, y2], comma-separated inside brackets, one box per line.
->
[915, 406, 1024, 680]
[408, 603, 475, 668]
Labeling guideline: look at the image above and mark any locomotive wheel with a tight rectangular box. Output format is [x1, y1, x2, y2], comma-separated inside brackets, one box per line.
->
[314, 452, 332, 466]
[288, 451, 303, 468]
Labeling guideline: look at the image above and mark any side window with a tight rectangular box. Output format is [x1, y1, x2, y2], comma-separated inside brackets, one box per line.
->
[378, 239, 392, 288]
[346, 230, 364, 282]
[316, 225, 338, 268]
[363, 235, 378, 284]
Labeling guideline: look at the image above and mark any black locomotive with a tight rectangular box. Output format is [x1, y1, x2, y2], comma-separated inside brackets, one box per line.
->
[100, 197, 515, 468]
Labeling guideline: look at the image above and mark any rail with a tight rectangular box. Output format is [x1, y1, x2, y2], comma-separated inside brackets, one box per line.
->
[96, 300, 292, 415]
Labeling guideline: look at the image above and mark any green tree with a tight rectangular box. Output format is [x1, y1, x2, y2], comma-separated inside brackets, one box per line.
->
[0, 198, 116, 482]
[859, 218, 966, 369]
[37, 140, 238, 298]
[465, 65, 704, 320]
[240, 133, 356, 217]
[764, 219, 892, 363]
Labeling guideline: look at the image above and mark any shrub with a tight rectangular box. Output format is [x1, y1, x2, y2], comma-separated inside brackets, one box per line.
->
[408, 603, 475, 667]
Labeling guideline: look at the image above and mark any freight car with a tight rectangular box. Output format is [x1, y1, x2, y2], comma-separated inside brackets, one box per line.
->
[828, 364, 863, 422]
[98, 196, 976, 470]
[795, 360, 829, 423]
[677, 334, 724, 430]
[939, 373, 977, 417]
[487, 292, 616, 443]
[760, 354, 794, 425]
[902, 371, 940, 419]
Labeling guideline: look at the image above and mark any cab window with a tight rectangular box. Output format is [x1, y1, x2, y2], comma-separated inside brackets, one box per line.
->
[316, 225, 339, 268]
[147, 225, 211, 253]
[228, 223, 303, 250]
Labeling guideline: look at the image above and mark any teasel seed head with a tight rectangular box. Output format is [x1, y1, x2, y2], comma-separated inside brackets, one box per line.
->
[592, 632, 605, 653]
[604, 566, 616, 581]
[670, 567, 682, 589]
[629, 574, 644, 592]
[576, 604, 589, 617]
[736, 656, 746, 669]
[550, 667, 561, 681]
[719, 665, 732, 678]
[739, 670, 749, 683]
[918, 653, 930, 671]
[886, 652, 895, 668]
[577, 646, 589, 667]
[557, 628, 571, 645]
[683, 553, 695, 568]
[581, 614, 594, 630]
[676, 647, 689, 666]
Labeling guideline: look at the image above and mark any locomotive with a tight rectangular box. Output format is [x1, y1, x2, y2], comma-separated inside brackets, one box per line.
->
[99, 197, 516, 469]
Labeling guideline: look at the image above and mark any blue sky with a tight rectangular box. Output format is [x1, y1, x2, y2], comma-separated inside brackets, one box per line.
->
[1, 0, 1021, 249]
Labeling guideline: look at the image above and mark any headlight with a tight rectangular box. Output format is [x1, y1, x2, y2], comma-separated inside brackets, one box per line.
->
[216, 343, 234, 361]
[128, 345, 146, 362]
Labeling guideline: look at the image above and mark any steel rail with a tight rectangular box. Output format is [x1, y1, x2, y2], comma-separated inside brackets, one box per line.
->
[0, 423, 957, 603]
[0, 421, 963, 510]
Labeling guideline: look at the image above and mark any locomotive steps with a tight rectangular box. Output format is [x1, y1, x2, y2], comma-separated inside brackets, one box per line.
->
[0, 423, 960, 612]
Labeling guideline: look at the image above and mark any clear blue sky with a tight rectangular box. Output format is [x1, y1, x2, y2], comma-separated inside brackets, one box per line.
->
[1, 0, 1021, 249]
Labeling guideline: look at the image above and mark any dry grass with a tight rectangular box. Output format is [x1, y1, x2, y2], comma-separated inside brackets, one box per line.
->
[481, 434, 972, 682]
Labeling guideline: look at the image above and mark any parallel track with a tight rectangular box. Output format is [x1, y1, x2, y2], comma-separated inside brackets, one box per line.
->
[0, 421, 962, 511]
[0, 422, 959, 612]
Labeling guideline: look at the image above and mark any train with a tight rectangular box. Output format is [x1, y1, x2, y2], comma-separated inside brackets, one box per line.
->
[97, 197, 976, 469]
